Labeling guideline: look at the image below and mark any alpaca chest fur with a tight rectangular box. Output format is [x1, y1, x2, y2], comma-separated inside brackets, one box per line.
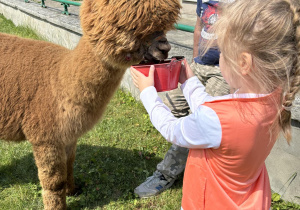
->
[0, 0, 181, 209]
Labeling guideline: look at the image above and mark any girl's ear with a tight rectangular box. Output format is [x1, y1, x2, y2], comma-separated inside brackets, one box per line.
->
[239, 52, 252, 75]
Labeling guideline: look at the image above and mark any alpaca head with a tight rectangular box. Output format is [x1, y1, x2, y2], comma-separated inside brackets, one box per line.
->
[80, 0, 181, 68]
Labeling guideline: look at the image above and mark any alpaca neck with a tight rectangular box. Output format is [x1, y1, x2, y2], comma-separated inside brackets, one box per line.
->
[59, 36, 127, 110]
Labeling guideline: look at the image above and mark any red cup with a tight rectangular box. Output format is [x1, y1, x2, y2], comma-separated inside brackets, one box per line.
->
[132, 56, 184, 92]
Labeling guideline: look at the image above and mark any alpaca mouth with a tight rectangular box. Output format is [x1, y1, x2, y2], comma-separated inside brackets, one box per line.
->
[143, 51, 169, 63]
[139, 56, 185, 65]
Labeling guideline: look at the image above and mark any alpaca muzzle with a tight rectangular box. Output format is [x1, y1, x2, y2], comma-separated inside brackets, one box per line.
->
[143, 33, 171, 62]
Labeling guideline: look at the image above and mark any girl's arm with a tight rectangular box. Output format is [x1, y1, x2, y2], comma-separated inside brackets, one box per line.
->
[181, 77, 214, 113]
[179, 59, 214, 113]
[140, 86, 221, 149]
[130, 65, 221, 149]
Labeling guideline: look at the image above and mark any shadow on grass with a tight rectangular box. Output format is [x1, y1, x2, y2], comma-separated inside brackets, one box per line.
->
[0, 149, 39, 187]
[0, 143, 183, 209]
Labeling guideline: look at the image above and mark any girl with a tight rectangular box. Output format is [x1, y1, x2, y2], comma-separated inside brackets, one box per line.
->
[131, 0, 300, 209]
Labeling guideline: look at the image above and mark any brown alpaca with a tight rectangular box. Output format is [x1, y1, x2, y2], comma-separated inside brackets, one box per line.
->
[0, 0, 181, 209]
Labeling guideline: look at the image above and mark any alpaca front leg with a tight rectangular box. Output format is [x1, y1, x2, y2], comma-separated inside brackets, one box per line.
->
[66, 142, 77, 195]
[32, 143, 67, 210]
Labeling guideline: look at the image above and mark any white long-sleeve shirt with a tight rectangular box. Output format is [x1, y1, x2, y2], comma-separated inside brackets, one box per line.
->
[140, 76, 267, 149]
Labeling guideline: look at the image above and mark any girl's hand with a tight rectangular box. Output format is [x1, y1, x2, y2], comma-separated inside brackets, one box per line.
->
[130, 65, 155, 92]
[179, 58, 195, 84]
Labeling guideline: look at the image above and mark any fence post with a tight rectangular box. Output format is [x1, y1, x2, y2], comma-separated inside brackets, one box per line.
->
[61, 3, 70, 15]
[41, 0, 46, 8]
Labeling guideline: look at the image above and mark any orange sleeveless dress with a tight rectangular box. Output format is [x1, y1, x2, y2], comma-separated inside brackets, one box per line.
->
[181, 92, 280, 210]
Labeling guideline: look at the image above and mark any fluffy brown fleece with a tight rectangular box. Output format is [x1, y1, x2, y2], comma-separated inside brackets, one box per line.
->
[0, 0, 180, 209]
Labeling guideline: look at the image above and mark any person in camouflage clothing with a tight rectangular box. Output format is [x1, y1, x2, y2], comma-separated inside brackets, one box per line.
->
[134, 0, 231, 198]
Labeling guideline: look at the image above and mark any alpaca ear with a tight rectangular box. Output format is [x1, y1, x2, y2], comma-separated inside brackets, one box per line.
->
[239, 52, 252, 75]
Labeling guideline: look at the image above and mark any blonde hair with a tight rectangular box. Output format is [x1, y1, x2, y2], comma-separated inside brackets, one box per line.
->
[207, 0, 300, 143]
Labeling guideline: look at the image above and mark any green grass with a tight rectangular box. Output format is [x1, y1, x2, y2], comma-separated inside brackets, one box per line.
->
[0, 15, 43, 40]
[0, 13, 299, 209]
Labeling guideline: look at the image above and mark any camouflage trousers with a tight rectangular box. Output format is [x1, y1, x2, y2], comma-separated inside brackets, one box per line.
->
[157, 62, 230, 181]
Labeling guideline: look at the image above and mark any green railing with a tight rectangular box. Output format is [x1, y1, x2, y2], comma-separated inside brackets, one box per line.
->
[24, 0, 81, 15]
[174, 24, 194, 33]
[52, 0, 81, 15]
[24, 0, 195, 32]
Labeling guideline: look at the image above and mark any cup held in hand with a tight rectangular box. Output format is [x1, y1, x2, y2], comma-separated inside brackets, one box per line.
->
[132, 56, 184, 92]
